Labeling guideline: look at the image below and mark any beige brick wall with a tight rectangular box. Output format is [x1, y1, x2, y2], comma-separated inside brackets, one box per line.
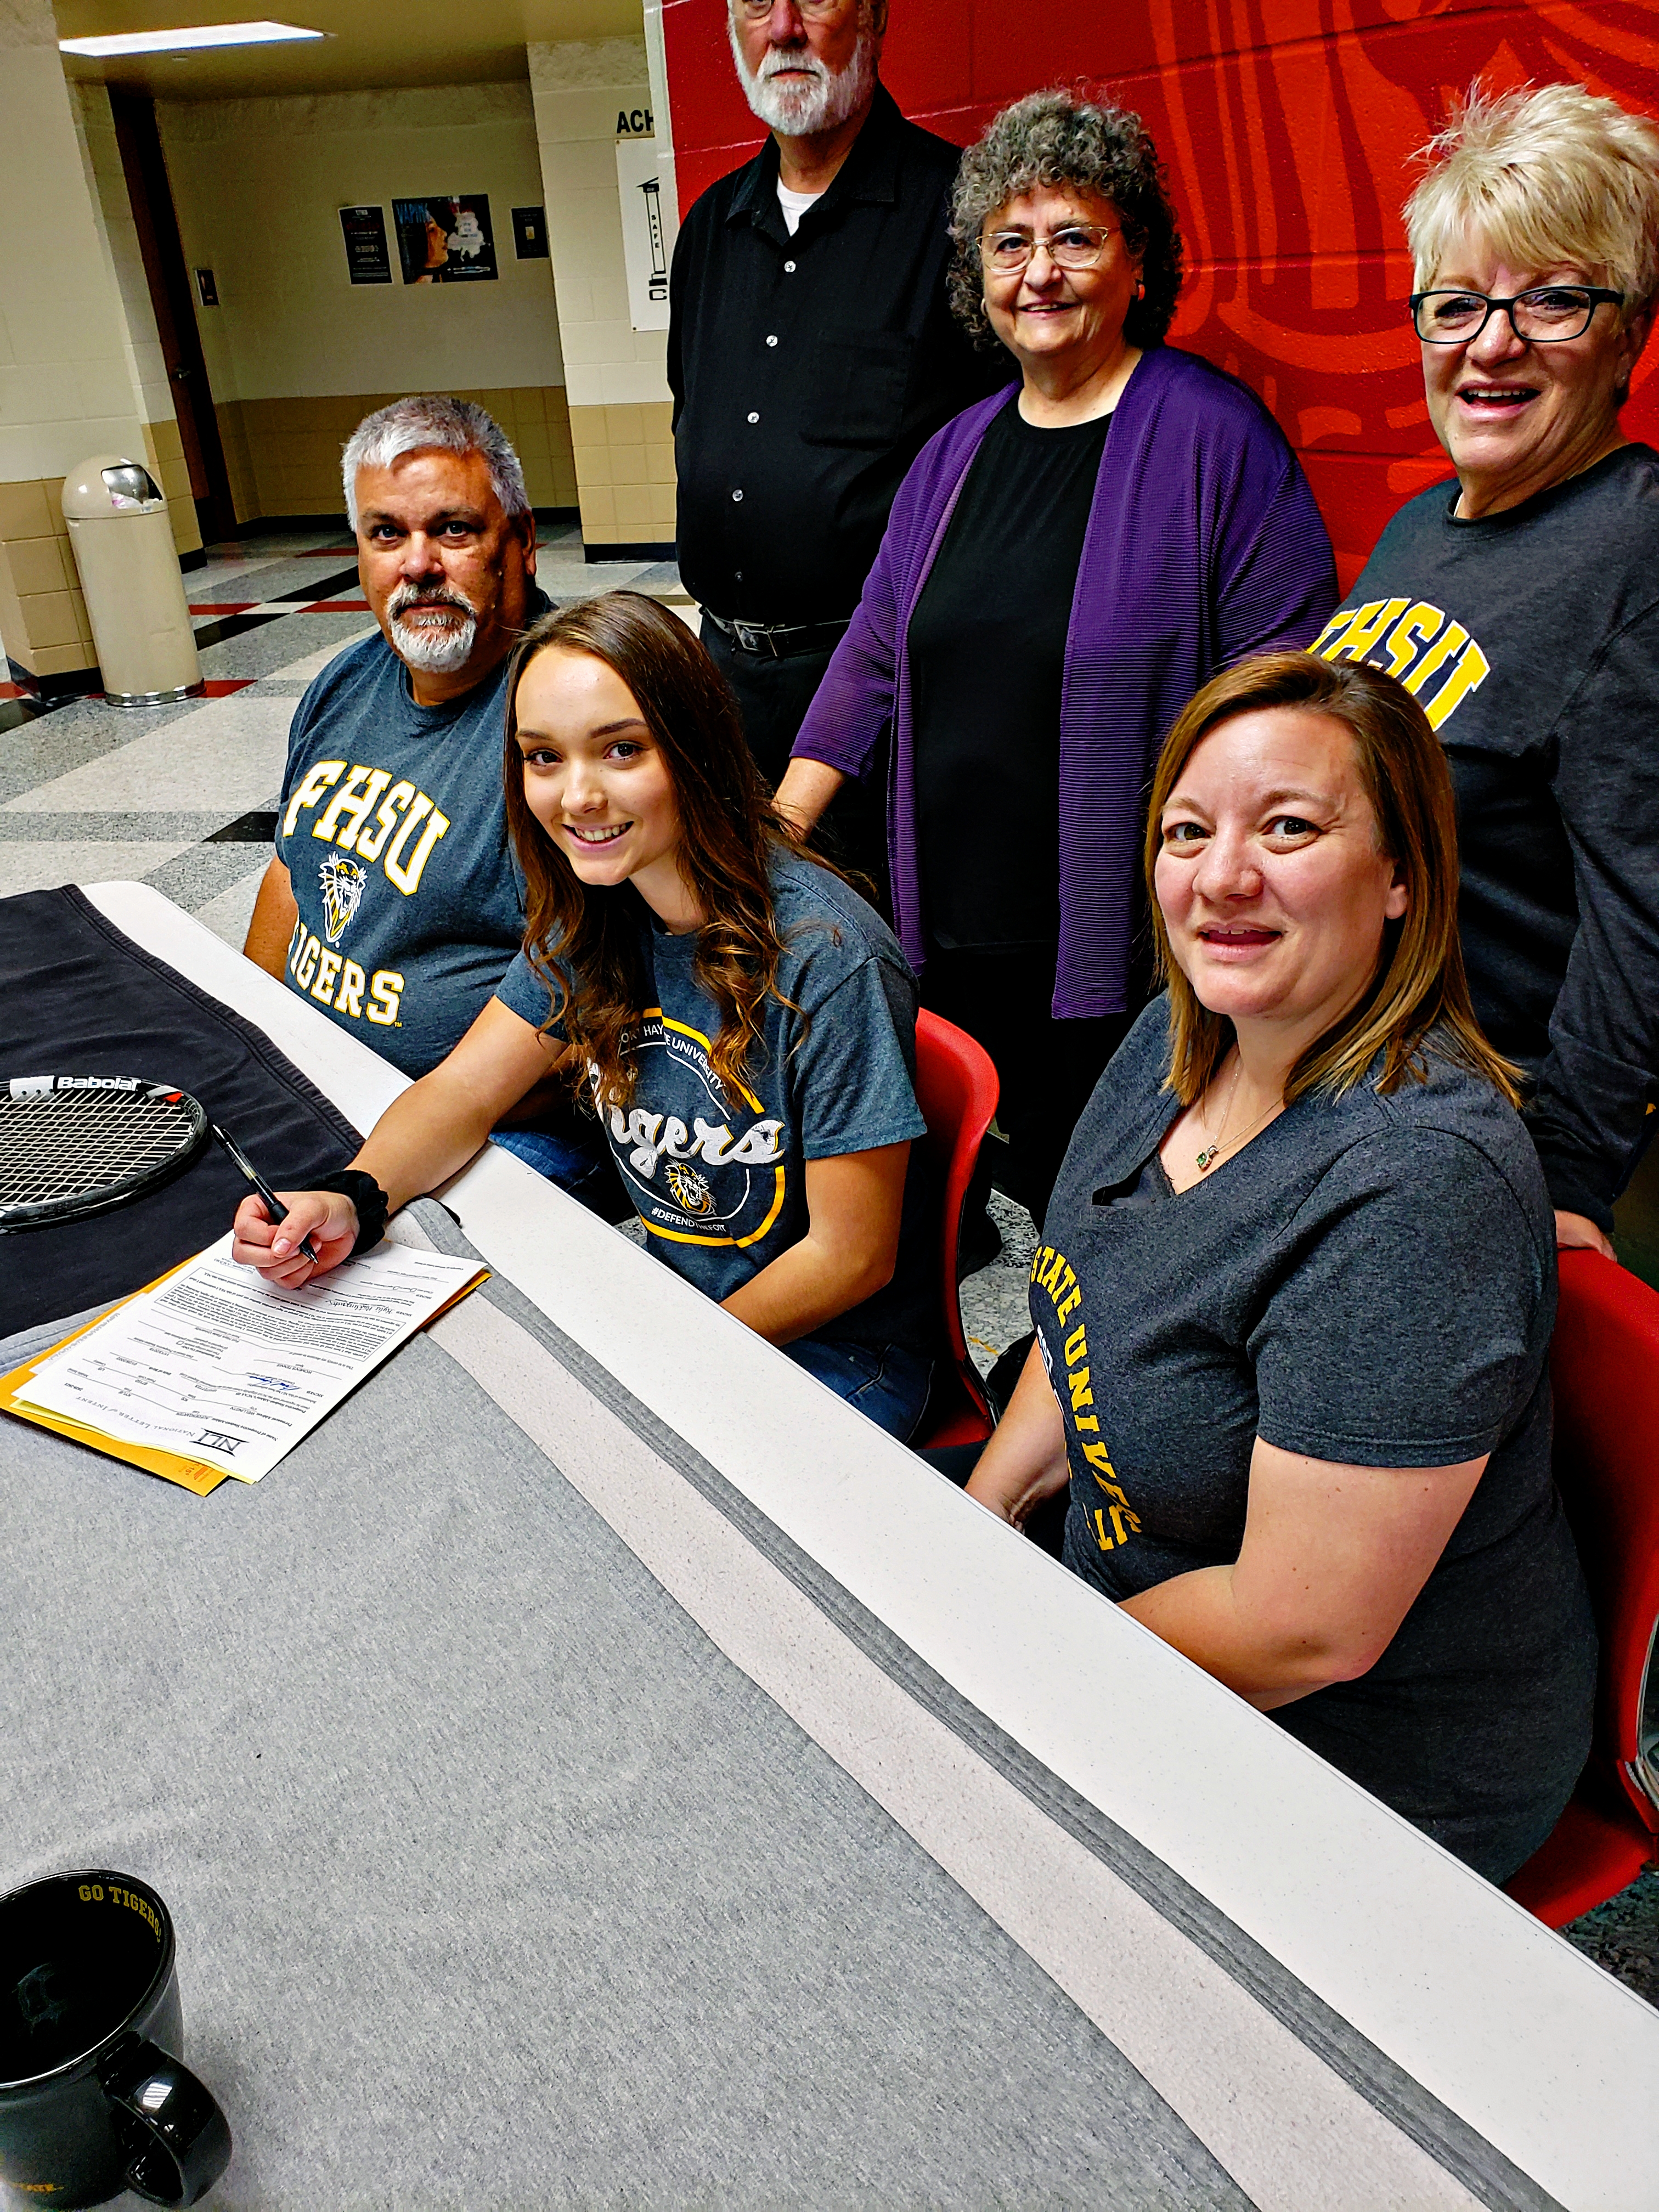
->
[569, 400, 674, 550]
[527, 38, 676, 556]
[501, 386, 582, 516]
[0, 477, 97, 681]
[0, 34, 171, 678]
[237, 392, 368, 520]
[211, 386, 578, 523]
[140, 417, 203, 559]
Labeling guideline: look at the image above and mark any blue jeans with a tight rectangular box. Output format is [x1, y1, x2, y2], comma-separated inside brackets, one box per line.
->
[490, 1124, 627, 1218]
[783, 1335, 933, 1441]
[495, 1126, 931, 1437]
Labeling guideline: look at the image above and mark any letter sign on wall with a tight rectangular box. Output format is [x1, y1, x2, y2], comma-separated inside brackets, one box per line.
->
[338, 205, 392, 286]
[615, 135, 671, 332]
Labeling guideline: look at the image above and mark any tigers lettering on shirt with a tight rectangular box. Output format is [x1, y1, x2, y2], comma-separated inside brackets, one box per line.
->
[1310, 598, 1491, 726]
[278, 758, 453, 1032]
[601, 1010, 789, 1248]
[1029, 1239, 1142, 1557]
[283, 916, 403, 1027]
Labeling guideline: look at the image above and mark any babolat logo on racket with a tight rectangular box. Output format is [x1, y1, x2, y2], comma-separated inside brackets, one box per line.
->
[0, 1076, 207, 1230]
[9, 1074, 140, 1099]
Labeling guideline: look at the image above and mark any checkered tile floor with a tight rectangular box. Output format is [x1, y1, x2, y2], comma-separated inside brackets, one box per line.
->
[188, 553, 367, 633]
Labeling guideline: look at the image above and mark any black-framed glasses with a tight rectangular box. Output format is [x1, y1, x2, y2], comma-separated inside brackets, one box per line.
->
[1410, 285, 1624, 343]
[980, 222, 1120, 275]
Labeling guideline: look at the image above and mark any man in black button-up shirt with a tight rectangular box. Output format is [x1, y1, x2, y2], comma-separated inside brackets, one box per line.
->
[668, 0, 1004, 808]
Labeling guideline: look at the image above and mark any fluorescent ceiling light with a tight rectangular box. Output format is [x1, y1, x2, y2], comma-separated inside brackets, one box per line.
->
[59, 20, 325, 57]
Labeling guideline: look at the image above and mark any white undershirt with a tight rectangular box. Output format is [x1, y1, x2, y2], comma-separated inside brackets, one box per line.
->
[775, 180, 822, 235]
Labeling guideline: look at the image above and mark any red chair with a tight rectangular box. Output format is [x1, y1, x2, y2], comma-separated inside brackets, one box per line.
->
[911, 1008, 1000, 1449]
[1503, 1249, 1659, 1925]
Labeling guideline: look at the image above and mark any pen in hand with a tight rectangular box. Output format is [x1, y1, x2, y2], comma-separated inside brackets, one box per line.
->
[211, 1124, 320, 1265]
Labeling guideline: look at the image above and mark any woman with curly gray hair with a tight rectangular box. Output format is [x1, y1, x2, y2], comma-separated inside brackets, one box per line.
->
[778, 88, 1335, 1223]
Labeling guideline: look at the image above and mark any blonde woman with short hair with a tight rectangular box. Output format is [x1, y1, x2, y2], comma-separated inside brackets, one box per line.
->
[964, 651, 1595, 1883]
[1311, 80, 1659, 1260]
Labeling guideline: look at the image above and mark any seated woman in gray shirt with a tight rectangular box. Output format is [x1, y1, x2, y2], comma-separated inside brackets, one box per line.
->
[230, 592, 936, 1441]
[966, 650, 1595, 1881]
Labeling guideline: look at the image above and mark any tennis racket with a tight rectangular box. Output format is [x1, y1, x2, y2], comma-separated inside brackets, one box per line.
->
[0, 1075, 208, 1232]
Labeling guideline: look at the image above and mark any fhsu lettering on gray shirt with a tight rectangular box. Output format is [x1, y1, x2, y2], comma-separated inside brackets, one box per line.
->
[275, 604, 546, 1078]
[1316, 446, 1659, 1225]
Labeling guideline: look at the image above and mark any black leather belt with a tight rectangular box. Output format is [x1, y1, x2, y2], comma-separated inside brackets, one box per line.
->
[703, 610, 851, 661]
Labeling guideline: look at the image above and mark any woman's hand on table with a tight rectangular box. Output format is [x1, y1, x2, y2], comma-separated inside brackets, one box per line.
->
[232, 1192, 358, 1286]
[228, 1001, 558, 1291]
[1554, 1208, 1617, 1260]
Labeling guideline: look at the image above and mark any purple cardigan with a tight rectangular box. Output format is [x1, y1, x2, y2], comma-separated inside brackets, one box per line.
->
[791, 345, 1338, 1017]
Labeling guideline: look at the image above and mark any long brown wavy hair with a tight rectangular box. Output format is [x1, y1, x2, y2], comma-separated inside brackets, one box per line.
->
[1143, 651, 1521, 1109]
[501, 591, 810, 1110]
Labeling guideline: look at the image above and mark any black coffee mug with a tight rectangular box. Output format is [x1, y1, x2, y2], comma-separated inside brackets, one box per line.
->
[0, 1871, 232, 2208]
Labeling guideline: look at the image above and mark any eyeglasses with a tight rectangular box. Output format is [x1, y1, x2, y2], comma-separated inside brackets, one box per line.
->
[733, 0, 846, 17]
[1410, 285, 1624, 344]
[980, 223, 1120, 276]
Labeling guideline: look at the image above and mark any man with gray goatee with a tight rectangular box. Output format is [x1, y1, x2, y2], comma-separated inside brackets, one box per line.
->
[242, 396, 550, 1078]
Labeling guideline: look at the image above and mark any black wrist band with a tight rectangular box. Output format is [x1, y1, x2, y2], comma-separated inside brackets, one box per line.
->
[312, 1168, 390, 1257]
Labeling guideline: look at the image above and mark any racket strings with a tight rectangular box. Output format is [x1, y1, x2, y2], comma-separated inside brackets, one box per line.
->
[0, 1096, 199, 1205]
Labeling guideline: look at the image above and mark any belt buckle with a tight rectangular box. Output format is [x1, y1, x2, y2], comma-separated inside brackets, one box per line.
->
[733, 619, 772, 657]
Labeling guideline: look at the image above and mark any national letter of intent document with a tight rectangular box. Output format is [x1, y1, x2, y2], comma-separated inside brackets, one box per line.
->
[14, 1236, 487, 1481]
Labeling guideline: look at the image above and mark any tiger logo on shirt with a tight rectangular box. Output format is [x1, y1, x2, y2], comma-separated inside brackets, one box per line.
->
[664, 1161, 716, 1216]
[319, 855, 368, 945]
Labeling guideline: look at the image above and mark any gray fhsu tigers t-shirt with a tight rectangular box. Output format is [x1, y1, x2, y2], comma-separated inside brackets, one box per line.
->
[495, 848, 932, 1356]
[1031, 997, 1595, 1882]
[1311, 446, 1659, 1229]
[275, 593, 549, 1078]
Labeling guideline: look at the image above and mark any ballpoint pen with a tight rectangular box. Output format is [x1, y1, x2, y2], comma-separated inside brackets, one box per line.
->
[211, 1124, 320, 1265]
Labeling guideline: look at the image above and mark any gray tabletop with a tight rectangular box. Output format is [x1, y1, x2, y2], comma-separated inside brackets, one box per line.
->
[4, 1228, 1250, 2208]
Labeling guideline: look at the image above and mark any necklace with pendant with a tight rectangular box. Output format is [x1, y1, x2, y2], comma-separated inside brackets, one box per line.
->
[1194, 1057, 1241, 1171]
[1195, 1056, 1280, 1172]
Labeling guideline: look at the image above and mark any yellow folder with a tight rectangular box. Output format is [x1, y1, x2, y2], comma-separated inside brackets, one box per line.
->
[1, 1252, 488, 1498]
[1, 1257, 229, 1494]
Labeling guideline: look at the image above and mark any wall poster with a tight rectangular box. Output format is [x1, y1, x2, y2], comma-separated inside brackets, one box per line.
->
[338, 205, 392, 286]
[614, 140, 669, 331]
[392, 196, 498, 285]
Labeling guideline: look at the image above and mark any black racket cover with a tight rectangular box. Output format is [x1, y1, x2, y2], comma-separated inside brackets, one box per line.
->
[0, 1076, 208, 1232]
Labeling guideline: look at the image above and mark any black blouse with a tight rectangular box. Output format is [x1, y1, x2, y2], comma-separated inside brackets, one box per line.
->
[910, 402, 1110, 953]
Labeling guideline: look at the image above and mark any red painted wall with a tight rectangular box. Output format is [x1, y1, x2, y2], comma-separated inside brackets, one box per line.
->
[661, 0, 1658, 585]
